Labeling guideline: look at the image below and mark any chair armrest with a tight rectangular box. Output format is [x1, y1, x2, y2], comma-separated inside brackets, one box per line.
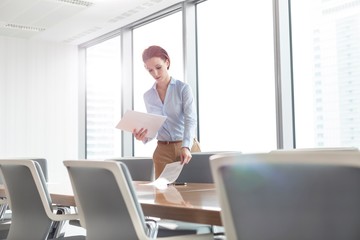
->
[49, 212, 80, 222]
[159, 233, 214, 240]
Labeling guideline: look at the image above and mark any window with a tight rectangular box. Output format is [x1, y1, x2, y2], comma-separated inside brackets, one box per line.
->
[292, 0, 360, 148]
[86, 36, 122, 158]
[196, 0, 277, 152]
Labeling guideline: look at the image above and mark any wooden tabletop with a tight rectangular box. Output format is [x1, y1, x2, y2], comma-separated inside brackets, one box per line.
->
[136, 182, 222, 226]
[0, 182, 222, 226]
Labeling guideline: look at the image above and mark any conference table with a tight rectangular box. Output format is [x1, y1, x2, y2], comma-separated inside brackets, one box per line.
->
[0, 181, 223, 226]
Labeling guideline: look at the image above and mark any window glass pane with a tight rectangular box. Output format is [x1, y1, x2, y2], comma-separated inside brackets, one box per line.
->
[86, 36, 122, 158]
[197, 0, 277, 152]
[292, 0, 360, 148]
[133, 12, 183, 156]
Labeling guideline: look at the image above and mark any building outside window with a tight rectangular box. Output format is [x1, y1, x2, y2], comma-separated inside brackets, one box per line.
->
[292, 0, 360, 148]
[86, 36, 122, 159]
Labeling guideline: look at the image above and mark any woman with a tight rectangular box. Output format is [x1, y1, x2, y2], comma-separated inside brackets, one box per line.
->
[133, 45, 201, 178]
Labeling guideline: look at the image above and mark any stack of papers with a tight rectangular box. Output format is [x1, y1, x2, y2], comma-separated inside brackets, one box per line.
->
[115, 110, 167, 138]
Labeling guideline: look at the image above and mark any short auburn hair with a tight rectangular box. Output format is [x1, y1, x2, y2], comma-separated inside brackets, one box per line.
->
[142, 45, 170, 69]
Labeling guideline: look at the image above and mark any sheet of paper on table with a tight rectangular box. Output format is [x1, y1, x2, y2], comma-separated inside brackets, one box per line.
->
[146, 161, 184, 188]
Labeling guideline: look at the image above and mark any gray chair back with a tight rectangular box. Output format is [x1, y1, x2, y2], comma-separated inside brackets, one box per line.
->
[0, 158, 48, 184]
[107, 157, 154, 181]
[64, 160, 154, 240]
[177, 152, 231, 183]
[211, 152, 360, 240]
[270, 147, 359, 153]
[33, 158, 49, 182]
[0, 158, 48, 228]
[0, 160, 53, 240]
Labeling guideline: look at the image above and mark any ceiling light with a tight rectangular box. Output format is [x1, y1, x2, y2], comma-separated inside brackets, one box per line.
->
[56, 0, 93, 7]
[4, 24, 45, 32]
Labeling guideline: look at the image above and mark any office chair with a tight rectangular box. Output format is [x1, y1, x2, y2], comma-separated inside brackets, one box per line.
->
[210, 151, 360, 240]
[107, 157, 154, 181]
[0, 158, 50, 239]
[176, 152, 221, 184]
[269, 146, 359, 153]
[0, 159, 84, 240]
[63, 160, 214, 240]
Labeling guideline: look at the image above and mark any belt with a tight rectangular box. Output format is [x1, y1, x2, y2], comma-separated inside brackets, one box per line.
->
[158, 140, 182, 145]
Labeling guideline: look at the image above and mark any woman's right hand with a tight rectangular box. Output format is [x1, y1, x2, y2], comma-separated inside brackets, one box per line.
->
[133, 128, 148, 141]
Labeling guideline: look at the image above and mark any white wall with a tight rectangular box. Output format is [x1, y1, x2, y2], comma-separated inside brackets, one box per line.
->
[0, 36, 79, 183]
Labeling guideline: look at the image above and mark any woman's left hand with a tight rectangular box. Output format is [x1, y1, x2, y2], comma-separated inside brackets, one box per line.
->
[180, 147, 192, 164]
[133, 128, 148, 141]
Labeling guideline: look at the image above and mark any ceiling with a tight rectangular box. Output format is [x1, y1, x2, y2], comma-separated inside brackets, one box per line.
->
[0, 0, 183, 45]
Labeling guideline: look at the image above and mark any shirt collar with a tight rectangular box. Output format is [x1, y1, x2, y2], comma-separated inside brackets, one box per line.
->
[151, 76, 175, 90]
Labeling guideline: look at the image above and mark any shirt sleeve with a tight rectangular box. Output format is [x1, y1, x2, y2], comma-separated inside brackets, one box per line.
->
[181, 84, 197, 149]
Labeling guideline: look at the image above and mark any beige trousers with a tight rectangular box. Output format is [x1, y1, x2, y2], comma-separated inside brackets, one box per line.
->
[153, 139, 201, 179]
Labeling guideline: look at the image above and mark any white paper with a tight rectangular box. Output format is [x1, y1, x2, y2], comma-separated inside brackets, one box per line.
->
[115, 110, 167, 138]
[157, 161, 184, 183]
[147, 162, 184, 188]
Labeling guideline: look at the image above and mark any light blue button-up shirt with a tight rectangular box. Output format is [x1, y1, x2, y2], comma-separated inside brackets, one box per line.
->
[144, 77, 197, 149]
